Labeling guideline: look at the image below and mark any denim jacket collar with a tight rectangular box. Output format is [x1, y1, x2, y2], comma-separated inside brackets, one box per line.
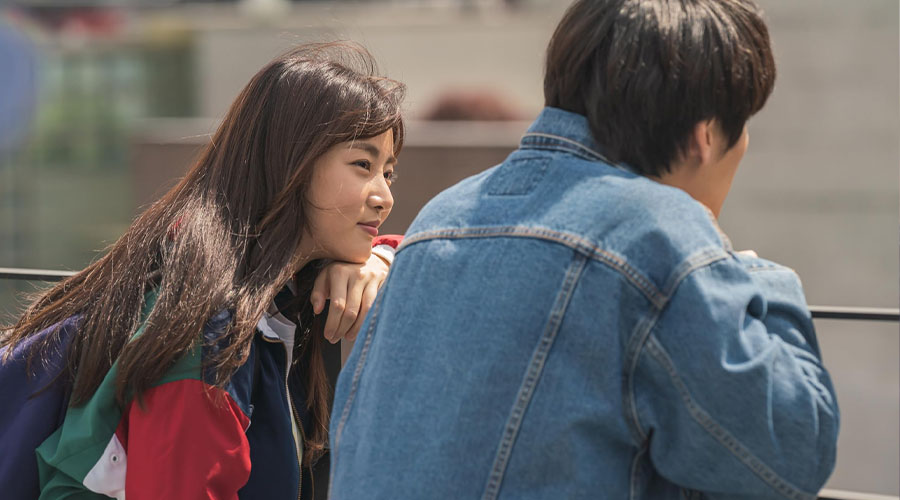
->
[520, 107, 732, 250]
[520, 107, 617, 166]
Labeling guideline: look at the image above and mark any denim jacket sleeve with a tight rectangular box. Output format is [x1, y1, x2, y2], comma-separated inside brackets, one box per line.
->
[632, 254, 839, 499]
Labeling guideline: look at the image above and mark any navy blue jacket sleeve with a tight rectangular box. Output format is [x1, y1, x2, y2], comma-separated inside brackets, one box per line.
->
[0, 318, 76, 499]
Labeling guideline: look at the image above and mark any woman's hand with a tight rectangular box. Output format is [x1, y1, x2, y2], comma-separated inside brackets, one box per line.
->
[310, 252, 390, 344]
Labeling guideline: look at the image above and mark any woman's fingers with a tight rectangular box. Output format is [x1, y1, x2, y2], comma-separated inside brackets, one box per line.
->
[323, 268, 349, 343]
[317, 254, 390, 343]
[333, 273, 367, 342]
[345, 279, 381, 343]
[310, 267, 330, 315]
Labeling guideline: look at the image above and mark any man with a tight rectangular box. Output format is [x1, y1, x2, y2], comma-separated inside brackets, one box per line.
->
[330, 1, 839, 498]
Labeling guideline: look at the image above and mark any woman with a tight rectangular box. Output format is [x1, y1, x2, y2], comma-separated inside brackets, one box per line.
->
[0, 42, 404, 499]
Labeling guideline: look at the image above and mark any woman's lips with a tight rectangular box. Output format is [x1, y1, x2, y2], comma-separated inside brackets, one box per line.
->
[358, 224, 378, 237]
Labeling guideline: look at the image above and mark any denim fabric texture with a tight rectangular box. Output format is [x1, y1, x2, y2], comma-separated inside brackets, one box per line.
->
[329, 107, 839, 500]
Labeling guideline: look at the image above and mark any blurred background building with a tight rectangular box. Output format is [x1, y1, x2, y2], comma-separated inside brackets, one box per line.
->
[0, 0, 897, 495]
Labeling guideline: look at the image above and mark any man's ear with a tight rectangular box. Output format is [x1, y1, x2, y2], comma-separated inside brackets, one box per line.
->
[691, 119, 716, 167]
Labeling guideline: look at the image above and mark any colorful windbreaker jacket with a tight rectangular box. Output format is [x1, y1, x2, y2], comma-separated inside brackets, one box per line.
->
[0, 235, 400, 500]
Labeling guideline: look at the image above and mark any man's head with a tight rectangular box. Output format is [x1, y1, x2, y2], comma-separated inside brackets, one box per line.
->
[544, 0, 775, 182]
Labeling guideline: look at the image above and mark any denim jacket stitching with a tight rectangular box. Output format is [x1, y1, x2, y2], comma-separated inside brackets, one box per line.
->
[398, 226, 663, 308]
[518, 142, 606, 164]
[629, 440, 650, 500]
[328, 289, 387, 493]
[622, 249, 730, 445]
[520, 132, 610, 163]
[622, 308, 663, 444]
[661, 247, 731, 298]
[643, 334, 817, 500]
[481, 253, 589, 500]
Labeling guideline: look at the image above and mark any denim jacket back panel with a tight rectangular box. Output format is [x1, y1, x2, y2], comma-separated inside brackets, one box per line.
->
[329, 108, 838, 500]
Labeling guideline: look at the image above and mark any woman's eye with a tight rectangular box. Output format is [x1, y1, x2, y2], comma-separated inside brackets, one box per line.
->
[353, 160, 372, 170]
[384, 171, 397, 183]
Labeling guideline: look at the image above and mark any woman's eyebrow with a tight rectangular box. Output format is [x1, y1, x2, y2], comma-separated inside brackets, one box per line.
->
[349, 142, 397, 165]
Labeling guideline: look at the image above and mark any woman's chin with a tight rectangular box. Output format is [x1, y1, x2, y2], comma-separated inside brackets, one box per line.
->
[330, 250, 371, 265]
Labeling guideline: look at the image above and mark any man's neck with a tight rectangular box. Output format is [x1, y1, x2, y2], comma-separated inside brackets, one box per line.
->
[651, 164, 726, 219]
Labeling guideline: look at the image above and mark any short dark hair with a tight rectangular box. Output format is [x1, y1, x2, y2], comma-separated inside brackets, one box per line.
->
[544, 0, 776, 177]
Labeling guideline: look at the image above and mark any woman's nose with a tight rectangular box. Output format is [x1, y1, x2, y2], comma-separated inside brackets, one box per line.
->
[369, 179, 394, 214]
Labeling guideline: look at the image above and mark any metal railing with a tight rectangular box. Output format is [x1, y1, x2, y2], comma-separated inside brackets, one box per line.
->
[808, 305, 900, 323]
[0, 267, 76, 282]
[819, 490, 900, 500]
[1, 266, 898, 500]
[4, 267, 898, 323]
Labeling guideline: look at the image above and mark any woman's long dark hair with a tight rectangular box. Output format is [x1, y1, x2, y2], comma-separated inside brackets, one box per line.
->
[1, 42, 405, 465]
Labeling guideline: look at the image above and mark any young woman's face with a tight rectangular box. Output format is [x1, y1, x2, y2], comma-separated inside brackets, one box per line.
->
[300, 130, 396, 265]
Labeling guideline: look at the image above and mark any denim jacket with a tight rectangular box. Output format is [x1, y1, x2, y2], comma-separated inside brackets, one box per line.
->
[330, 107, 839, 499]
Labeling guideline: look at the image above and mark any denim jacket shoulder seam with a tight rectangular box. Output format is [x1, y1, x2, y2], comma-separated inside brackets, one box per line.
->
[397, 226, 664, 307]
[661, 247, 731, 297]
[641, 333, 818, 500]
[622, 249, 731, 444]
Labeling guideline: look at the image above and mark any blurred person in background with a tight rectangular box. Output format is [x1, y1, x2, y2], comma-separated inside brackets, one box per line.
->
[0, 18, 37, 153]
[329, 0, 839, 498]
[423, 88, 524, 121]
[0, 42, 403, 499]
